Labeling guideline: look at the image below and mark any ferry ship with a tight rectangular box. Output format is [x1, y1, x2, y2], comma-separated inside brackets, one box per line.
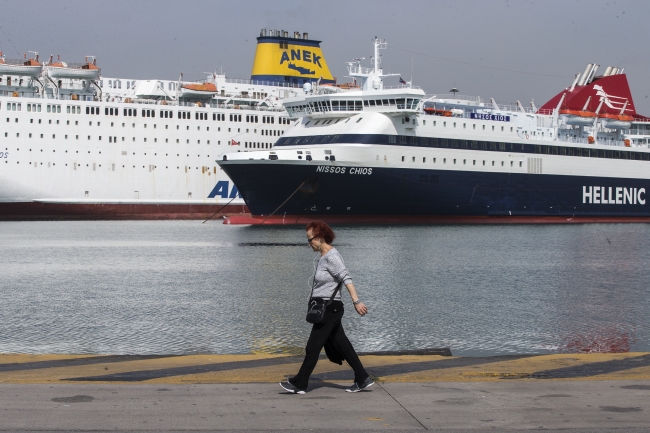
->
[0, 29, 334, 219]
[218, 38, 650, 224]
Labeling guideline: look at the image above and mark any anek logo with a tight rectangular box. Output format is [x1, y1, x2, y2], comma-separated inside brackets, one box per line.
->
[583, 186, 645, 205]
[280, 49, 322, 68]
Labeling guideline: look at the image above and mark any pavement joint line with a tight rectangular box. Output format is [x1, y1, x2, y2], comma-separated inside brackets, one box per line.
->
[376, 380, 428, 430]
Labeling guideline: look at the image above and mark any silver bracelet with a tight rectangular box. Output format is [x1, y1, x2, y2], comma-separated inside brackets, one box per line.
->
[353, 299, 362, 305]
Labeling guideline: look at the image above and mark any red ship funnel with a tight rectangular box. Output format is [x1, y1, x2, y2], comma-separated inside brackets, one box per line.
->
[539, 73, 648, 120]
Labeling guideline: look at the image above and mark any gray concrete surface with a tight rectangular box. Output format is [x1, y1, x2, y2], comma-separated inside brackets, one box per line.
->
[1, 380, 650, 431]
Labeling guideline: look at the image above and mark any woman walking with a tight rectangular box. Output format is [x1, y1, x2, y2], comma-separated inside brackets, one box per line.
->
[280, 220, 373, 394]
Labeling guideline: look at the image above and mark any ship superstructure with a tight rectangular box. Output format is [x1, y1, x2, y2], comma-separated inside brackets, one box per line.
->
[218, 38, 650, 224]
[0, 29, 328, 219]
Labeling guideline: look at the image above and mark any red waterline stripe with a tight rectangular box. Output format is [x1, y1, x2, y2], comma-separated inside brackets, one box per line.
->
[0, 203, 249, 221]
[224, 214, 650, 225]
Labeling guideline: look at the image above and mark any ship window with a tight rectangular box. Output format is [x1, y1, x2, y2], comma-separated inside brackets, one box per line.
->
[369, 100, 376, 106]
[454, 159, 457, 164]
[401, 156, 405, 162]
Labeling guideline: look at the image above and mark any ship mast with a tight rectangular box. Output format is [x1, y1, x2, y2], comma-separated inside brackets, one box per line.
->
[346, 37, 399, 91]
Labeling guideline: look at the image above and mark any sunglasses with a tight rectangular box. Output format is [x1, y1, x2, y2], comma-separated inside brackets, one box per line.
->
[307, 236, 316, 245]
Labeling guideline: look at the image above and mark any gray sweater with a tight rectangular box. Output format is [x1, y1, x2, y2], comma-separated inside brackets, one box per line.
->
[310, 248, 352, 301]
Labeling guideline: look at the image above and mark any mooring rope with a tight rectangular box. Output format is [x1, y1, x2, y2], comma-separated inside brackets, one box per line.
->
[258, 179, 308, 225]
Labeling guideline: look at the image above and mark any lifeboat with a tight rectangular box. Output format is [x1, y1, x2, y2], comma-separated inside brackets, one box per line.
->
[423, 107, 453, 117]
[559, 109, 597, 126]
[48, 57, 101, 80]
[599, 113, 633, 130]
[180, 82, 218, 98]
[0, 52, 43, 77]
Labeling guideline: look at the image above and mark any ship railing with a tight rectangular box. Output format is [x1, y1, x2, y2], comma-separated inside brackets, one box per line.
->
[347, 66, 375, 75]
[0, 89, 40, 97]
[382, 84, 422, 90]
[429, 94, 483, 103]
[223, 78, 300, 88]
[556, 135, 628, 147]
[59, 82, 93, 91]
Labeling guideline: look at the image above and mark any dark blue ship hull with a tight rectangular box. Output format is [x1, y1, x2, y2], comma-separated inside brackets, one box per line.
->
[219, 161, 650, 224]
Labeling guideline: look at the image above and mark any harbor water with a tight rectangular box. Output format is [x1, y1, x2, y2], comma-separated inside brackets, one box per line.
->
[0, 221, 648, 356]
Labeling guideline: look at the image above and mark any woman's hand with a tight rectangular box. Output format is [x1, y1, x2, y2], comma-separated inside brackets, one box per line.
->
[354, 302, 368, 316]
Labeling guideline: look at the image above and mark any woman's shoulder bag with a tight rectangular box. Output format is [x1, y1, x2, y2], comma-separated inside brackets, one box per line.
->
[306, 280, 342, 325]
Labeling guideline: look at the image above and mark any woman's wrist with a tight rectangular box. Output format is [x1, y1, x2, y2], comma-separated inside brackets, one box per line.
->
[353, 299, 362, 305]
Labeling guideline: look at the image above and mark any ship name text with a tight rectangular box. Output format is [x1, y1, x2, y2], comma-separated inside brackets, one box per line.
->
[315, 166, 373, 175]
[583, 186, 645, 205]
[470, 113, 511, 122]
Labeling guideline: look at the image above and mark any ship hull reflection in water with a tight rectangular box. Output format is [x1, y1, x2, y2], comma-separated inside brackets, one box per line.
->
[0, 222, 647, 356]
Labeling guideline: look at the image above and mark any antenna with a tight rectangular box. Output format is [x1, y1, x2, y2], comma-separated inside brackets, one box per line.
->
[450, 86, 459, 97]
[410, 57, 413, 88]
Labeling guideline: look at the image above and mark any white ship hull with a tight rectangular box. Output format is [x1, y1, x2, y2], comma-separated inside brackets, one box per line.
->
[0, 96, 291, 219]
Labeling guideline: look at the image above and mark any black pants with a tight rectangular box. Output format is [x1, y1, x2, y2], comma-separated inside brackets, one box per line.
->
[290, 301, 369, 390]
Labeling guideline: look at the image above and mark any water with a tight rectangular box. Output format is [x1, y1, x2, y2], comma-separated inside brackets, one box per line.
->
[1, 221, 649, 356]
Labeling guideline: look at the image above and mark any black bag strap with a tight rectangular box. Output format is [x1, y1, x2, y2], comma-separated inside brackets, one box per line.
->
[325, 281, 343, 307]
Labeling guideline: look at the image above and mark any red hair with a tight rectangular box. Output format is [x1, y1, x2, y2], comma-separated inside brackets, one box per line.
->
[306, 220, 335, 244]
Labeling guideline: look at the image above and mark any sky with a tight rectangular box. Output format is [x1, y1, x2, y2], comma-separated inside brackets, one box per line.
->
[1, 0, 648, 113]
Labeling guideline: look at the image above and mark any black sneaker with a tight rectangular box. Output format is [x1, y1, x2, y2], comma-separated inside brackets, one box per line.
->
[346, 376, 374, 393]
[279, 380, 306, 394]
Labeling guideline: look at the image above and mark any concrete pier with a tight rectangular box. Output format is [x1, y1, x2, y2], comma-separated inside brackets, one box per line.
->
[1, 352, 650, 432]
